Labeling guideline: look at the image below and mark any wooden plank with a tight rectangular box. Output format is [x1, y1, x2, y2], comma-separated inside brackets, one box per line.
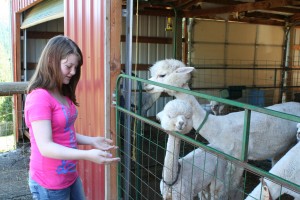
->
[26, 31, 64, 39]
[183, 0, 292, 18]
[293, 45, 300, 50]
[109, 0, 122, 200]
[121, 64, 151, 71]
[228, 16, 285, 26]
[24, 130, 30, 139]
[21, 62, 37, 70]
[0, 82, 28, 96]
[120, 35, 172, 44]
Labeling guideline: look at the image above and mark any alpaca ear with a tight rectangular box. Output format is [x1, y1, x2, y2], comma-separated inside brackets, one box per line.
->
[297, 123, 300, 129]
[175, 67, 194, 74]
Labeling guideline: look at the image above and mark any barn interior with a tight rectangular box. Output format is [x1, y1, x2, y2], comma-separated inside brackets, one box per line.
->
[120, 0, 300, 116]
[117, 1, 300, 199]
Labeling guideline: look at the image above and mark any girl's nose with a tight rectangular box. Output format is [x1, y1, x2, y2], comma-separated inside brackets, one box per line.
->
[70, 67, 76, 75]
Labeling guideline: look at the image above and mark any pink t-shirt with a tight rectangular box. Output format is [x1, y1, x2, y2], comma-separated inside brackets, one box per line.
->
[25, 88, 78, 189]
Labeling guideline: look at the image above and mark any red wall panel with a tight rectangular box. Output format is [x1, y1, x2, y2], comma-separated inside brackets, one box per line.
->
[65, 1, 106, 199]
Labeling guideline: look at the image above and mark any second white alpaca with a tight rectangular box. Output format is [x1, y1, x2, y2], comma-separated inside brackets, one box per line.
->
[144, 59, 300, 198]
[245, 123, 300, 199]
[157, 99, 228, 200]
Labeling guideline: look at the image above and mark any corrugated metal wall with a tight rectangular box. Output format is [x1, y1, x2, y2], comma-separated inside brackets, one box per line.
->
[65, 0, 106, 199]
[191, 19, 285, 105]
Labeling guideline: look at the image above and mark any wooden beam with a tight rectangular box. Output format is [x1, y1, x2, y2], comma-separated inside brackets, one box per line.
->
[24, 130, 30, 139]
[244, 11, 288, 21]
[289, 13, 300, 22]
[293, 44, 300, 50]
[200, 0, 239, 5]
[21, 62, 37, 70]
[109, 0, 122, 200]
[26, 31, 64, 39]
[174, 0, 199, 9]
[0, 82, 28, 96]
[121, 64, 151, 71]
[269, 6, 300, 14]
[182, 0, 292, 18]
[228, 16, 285, 26]
[138, 8, 176, 17]
[120, 35, 173, 44]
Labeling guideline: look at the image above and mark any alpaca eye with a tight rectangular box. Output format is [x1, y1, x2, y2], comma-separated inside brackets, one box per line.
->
[158, 74, 166, 78]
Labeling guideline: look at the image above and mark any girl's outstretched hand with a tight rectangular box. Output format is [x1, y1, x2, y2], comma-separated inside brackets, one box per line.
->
[91, 137, 118, 151]
[87, 149, 120, 165]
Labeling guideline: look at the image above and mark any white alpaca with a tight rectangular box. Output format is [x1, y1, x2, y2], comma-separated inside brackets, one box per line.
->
[144, 59, 300, 198]
[157, 99, 228, 200]
[245, 123, 300, 200]
[209, 101, 229, 116]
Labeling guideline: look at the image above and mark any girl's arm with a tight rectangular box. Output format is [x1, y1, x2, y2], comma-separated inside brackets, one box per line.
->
[31, 120, 120, 164]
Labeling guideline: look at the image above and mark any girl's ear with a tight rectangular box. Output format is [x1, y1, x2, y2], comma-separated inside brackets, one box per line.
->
[175, 67, 194, 74]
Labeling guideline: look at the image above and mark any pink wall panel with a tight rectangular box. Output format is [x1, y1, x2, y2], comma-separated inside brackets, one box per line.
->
[65, 1, 106, 199]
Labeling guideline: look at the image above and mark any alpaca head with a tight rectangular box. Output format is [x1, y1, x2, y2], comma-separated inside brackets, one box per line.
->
[210, 101, 225, 116]
[157, 99, 193, 134]
[144, 59, 194, 96]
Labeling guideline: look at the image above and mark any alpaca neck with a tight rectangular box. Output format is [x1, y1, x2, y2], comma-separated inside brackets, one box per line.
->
[172, 88, 220, 143]
[163, 134, 181, 185]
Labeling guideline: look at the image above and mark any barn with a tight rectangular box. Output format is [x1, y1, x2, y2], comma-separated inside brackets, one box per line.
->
[5, 0, 300, 199]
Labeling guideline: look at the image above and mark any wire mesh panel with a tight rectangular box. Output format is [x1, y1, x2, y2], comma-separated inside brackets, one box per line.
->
[190, 59, 300, 107]
[117, 114, 166, 199]
[116, 75, 300, 200]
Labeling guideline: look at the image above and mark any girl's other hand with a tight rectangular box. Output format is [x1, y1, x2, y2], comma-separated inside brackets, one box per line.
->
[92, 137, 118, 151]
[87, 149, 120, 165]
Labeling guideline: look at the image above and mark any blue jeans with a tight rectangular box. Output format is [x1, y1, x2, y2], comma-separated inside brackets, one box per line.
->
[28, 176, 86, 200]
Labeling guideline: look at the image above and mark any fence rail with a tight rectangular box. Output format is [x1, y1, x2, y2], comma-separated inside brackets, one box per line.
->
[0, 82, 28, 96]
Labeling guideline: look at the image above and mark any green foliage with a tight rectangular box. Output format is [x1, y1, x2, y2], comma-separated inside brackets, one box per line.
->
[0, 121, 13, 136]
[0, 97, 13, 122]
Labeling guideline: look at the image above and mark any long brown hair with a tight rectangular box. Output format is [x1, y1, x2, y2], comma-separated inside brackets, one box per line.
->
[27, 35, 83, 106]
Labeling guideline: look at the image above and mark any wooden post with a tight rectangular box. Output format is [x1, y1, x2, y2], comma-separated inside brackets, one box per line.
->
[109, 1, 122, 200]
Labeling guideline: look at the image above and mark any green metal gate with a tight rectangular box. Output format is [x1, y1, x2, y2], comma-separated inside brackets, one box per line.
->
[115, 74, 300, 200]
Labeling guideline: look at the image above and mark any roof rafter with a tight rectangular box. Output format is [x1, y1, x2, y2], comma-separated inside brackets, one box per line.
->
[182, 0, 293, 18]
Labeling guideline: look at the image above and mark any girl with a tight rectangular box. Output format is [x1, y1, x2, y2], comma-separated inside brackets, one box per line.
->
[25, 35, 120, 200]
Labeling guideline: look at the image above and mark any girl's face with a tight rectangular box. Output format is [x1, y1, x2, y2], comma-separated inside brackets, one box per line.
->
[60, 54, 79, 84]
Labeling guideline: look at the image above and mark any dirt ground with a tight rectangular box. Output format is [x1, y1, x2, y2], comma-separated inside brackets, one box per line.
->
[0, 142, 31, 200]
